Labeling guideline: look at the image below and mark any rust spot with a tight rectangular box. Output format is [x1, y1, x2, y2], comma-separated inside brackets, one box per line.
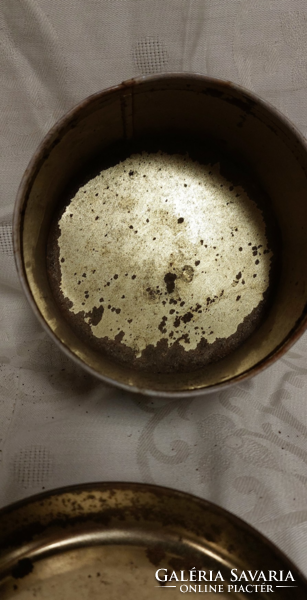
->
[87, 305, 104, 326]
[174, 316, 181, 327]
[158, 316, 168, 333]
[12, 558, 34, 579]
[182, 265, 194, 282]
[115, 331, 125, 342]
[164, 272, 177, 294]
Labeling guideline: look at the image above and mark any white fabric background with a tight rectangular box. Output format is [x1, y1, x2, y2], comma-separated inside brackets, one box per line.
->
[1, 0, 307, 576]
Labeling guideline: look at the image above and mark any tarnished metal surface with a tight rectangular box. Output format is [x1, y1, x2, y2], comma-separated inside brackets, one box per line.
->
[0, 483, 306, 599]
[13, 74, 307, 394]
[53, 151, 272, 370]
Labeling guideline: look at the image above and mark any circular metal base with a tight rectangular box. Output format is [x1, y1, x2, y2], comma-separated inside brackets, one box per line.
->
[0, 483, 305, 598]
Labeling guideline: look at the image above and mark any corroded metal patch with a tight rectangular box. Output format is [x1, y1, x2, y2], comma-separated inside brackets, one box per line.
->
[47, 150, 275, 373]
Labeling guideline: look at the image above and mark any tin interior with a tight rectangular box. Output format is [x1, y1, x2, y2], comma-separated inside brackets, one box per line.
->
[17, 76, 307, 394]
[0, 484, 305, 599]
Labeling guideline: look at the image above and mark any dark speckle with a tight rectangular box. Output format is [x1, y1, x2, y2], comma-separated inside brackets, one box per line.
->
[115, 331, 125, 342]
[158, 316, 168, 333]
[182, 312, 193, 324]
[236, 295, 241, 301]
[82, 273, 86, 278]
[177, 217, 184, 224]
[132, 275, 136, 280]
[88, 305, 104, 326]
[12, 558, 34, 579]
[195, 260, 200, 266]
[236, 272, 242, 280]
[255, 259, 260, 265]
[164, 272, 177, 294]
[114, 274, 118, 279]
[129, 170, 134, 176]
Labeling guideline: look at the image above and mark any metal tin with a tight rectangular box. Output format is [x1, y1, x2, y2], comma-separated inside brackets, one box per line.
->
[0, 483, 306, 599]
[13, 74, 307, 396]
